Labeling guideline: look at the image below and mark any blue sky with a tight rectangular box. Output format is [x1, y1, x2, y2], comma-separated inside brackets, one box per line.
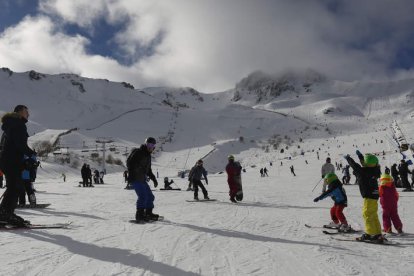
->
[1, 0, 414, 92]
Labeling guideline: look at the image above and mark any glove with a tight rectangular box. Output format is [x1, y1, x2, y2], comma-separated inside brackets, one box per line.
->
[356, 150, 363, 158]
[313, 197, 320, 202]
[344, 154, 350, 160]
[153, 180, 158, 188]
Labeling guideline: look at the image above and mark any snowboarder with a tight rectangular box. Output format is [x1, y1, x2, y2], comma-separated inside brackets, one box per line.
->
[313, 173, 350, 232]
[263, 167, 269, 177]
[188, 159, 209, 200]
[61, 173, 66, 182]
[163, 177, 174, 190]
[345, 151, 384, 242]
[260, 168, 264, 177]
[93, 169, 100, 184]
[379, 174, 403, 234]
[225, 155, 243, 203]
[127, 137, 159, 222]
[0, 105, 36, 226]
[321, 157, 335, 192]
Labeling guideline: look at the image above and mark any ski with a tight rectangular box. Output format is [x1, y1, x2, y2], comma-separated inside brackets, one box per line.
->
[305, 224, 339, 229]
[322, 229, 361, 235]
[16, 203, 51, 209]
[186, 199, 217, 202]
[0, 222, 72, 230]
[329, 236, 400, 246]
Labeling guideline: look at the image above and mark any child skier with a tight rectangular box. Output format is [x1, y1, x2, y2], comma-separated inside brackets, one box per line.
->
[379, 173, 403, 234]
[313, 173, 350, 232]
[345, 151, 384, 243]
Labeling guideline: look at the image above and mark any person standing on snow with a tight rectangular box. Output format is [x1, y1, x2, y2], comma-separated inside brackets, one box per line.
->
[225, 155, 243, 203]
[345, 151, 384, 243]
[391, 163, 400, 187]
[313, 173, 350, 232]
[378, 174, 403, 234]
[127, 137, 159, 222]
[0, 105, 36, 226]
[321, 157, 335, 192]
[188, 159, 209, 200]
[398, 160, 412, 191]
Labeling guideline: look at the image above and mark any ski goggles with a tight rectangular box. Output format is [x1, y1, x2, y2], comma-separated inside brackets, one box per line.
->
[146, 143, 156, 150]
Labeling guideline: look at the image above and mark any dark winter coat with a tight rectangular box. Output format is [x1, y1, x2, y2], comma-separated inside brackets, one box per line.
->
[188, 165, 208, 183]
[318, 179, 347, 205]
[398, 163, 409, 177]
[127, 144, 156, 183]
[226, 161, 242, 181]
[0, 112, 35, 171]
[346, 156, 380, 200]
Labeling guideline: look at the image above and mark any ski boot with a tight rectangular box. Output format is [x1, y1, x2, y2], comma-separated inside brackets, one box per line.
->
[135, 208, 149, 223]
[324, 221, 340, 229]
[146, 208, 159, 221]
[230, 196, 237, 203]
[338, 224, 352, 233]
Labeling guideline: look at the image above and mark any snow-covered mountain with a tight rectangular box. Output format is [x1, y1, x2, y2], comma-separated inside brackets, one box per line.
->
[1, 67, 413, 173]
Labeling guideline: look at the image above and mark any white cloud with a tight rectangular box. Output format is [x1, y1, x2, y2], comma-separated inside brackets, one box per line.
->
[1, 0, 414, 92]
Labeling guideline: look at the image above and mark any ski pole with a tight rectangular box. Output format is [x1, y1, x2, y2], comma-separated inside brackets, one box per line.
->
[311, 178, 323, 192]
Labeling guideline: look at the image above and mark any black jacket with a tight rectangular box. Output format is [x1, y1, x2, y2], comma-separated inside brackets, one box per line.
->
[127, 145, 156, 183]
[0, 112, 35, 170]
[346, 156, 380, 199]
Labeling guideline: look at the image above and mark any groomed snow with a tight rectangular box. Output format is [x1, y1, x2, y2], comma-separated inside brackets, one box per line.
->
[1, 129, 413, 276]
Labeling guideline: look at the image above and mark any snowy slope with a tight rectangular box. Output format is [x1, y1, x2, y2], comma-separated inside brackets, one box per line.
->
[0, 127, 413, 276]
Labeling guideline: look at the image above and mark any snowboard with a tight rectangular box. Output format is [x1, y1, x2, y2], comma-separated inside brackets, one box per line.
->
[0, 222, 72, 230]
[159, 188, 181, 191]
[76, 185, 94, 188]
[129, 216, 164, 224]
[16, 203, 51, 209]
[186, 199, 217, 202]
[234, 175, 243, 201]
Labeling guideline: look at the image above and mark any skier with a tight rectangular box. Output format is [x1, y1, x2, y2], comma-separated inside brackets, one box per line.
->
[379, 174, 403, 234]
[163, 177, 174, 190]
[341, 165, 351, 184]
[263, 167, 269, 177]
[391, 163, 400, 188]
[313, 173, 350, 232]
[93, 169, 100, 184]
[290, 165, 296, 176]
[260, 168, 264, 177]
[321, 157, 335, 192]
[0, 105, 36, 226]
[99, 170, 105, 184]
[81, 164, 88, 187]
[345, 151, 384, 243]
[398, 160, 412, 191]
[127, 137, 159, 222]
[188, 159, 209, 200]
[18, 155, 37, 207]
[225, 155, 243, 203]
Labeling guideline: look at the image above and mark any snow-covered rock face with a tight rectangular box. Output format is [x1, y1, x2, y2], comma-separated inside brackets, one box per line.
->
[1, 67, 414, 173]
[233, 69, 326, 103]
